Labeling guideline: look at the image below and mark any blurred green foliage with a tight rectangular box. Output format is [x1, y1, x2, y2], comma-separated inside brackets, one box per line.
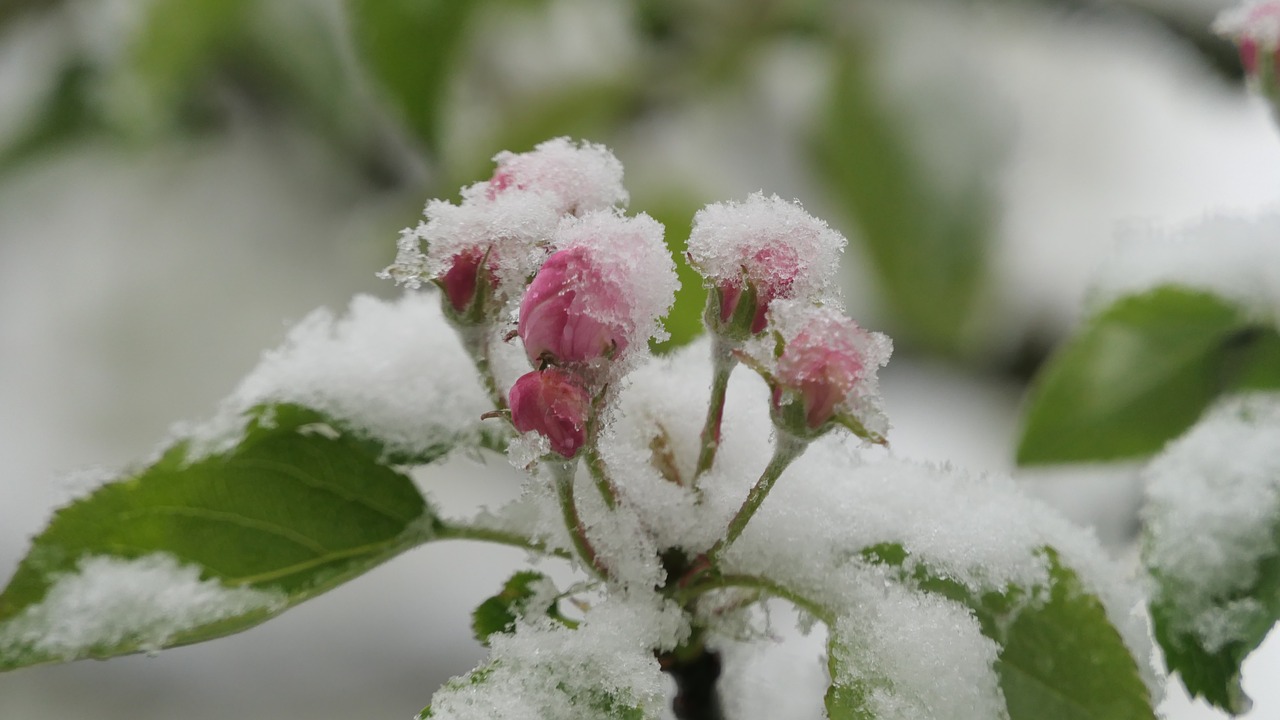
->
[0, 0, 1238, 360]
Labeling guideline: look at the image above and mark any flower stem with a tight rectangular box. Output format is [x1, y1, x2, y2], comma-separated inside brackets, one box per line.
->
[707, 431, 809, 565]
[676, 572, 833, 626]
[551, 460, 608, 579]
[434, 521, 569, 559]
[585, 446, 618, 510]
[693, 337, 737, 484]
[455, 322, 507, 412]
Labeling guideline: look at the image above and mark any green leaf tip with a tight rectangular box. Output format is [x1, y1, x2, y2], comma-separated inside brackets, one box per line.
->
[1017, 285, 1280, 465]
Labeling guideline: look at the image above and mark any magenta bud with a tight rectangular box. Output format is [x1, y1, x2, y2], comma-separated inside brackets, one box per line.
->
[518, 246, 631, 366]
[509, 368, 592, 458]
[438, 248, 488, 314]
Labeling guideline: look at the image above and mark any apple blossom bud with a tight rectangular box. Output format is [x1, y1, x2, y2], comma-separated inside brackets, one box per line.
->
[480, 137, 629, 215]
[688, 193, 846, 340]
[743, 301, 892, 442]
[519, 246, 630, 366]
[1215, 2, 1280, 107]
[509, 368, 592, 458]
[437, 247, 497, 321]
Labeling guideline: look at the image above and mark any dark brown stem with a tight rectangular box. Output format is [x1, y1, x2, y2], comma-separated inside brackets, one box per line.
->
[659, 646, 723, 720]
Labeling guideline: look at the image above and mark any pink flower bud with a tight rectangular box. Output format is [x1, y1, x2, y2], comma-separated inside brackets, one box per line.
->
[744, 301, 892, 442]
[438, 247, 492, 315]
[688, 194, 846, 339]
[716, 244, 802, 334]
[508, 368, 592, 458]
[1216, 2, 1280, 80]
[519, 246, 630, 365]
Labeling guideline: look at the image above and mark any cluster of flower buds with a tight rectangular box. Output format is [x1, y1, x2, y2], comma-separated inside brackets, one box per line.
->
[511, 211, 677, 458]
[1215, 1, 1280, 112]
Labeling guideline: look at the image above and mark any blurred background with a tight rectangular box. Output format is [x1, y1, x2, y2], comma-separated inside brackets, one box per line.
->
[1, 0, 1278, 717]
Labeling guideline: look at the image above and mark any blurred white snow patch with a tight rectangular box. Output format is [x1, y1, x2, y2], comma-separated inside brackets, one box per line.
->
[830, 574, 1008, 720]
[0, 553, 284, 660]
[425, 595, 685, 720]
[1143, 392, 1280, 653]
[187, 292, 491, 459]
[714, 603, 829, 720]
[1096, 211, 1280, 318]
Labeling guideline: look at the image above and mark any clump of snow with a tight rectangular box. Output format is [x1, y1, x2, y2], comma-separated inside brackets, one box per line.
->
[686, 192, 846, 304]
[188, 293, 493, 460]
[546, 210, 679, 362]
[1143, 392, 1280, 653]
[485, 137, 629, 216]
[382, 190, 560, 295]
[1094, 213, 1280, 320]
[424, 595, 685, 719]
[720, 436, 1155, 693]
[0, 553, 284, 660]
[828, 568, 1008, 720]
[596, 337, 775, 556]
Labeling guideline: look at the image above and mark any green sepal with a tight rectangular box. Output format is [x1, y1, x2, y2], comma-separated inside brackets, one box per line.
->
[471, 570, 576, 646]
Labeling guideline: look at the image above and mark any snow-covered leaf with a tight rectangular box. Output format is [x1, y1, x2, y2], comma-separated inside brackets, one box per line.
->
[1144, 393, 1280, 715]
[838, 544, 1157, 720]
[471, 570, 575, 646]
[1017, 286, 1280, 465]
[0, 404, 437, 671]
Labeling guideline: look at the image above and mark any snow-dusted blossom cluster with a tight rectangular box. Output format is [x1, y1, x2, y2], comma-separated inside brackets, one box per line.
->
[1216, 0, 1280, 113]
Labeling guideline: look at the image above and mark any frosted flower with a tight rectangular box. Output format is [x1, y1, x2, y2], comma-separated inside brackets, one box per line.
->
[509, 368, 593, 458]
[518, 211, 677, 371]
[1216, 2, 1280, 98]
[687, 193, 846, 337]
[744, 300, 892, 442]
[381, 191, 561, 321]
[472, 136, 629, 216]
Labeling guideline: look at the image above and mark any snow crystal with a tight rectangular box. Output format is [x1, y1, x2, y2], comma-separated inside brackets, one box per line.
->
[1143, 392, 1280, 653]
[829, 569, 1008, 720]
[1095, 213, 1280, 320]
[476, 137, 629, 216]
[686, 192, 846, 304]
[424, 595, 685, 720]
[548, 209, 679, 362]
[188, 293, 494, 460]
[0, 553, 284, 660]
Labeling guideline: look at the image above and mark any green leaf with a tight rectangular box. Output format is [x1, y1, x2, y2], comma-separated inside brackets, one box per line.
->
[0, 405, 438, 671]
[847, 544, 1157, 720]
[811, 47, 994, 356]
[1016, 286, 1280, 465]
[472, 570, 576, 646]
[1149, 540, 1280, 715]
[347, 0, 482, 156]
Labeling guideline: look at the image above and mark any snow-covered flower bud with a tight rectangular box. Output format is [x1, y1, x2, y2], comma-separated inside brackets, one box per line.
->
[1215, 2, 1280, 107]
[509, 368, 592, 458]
[688, 193, 846, 341]
[379, 192, 560, 323]
[518, 211, 678, 372]
[476, 137, 629, 216]
[520, 246, 629, 365]
[743, 300, 892, 442]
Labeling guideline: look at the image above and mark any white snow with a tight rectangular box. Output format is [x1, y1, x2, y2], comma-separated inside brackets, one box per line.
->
[187, 292, 495, 460]
[1093, 211, 1280, 321]
[1214, 2, 1280, 50]
[686, 192, 846, 304]
[423, 595, 684, 720]
[0, 553, 285, 661]
[1143, 392, 1280, 654]
[485, 137, 629, 216]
